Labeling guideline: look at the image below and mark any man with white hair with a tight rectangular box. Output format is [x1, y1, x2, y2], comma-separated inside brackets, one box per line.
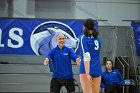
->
[44, 33, 80, 93]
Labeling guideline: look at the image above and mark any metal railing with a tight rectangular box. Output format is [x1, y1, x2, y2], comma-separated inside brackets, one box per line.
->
[114, 57, 125, 93]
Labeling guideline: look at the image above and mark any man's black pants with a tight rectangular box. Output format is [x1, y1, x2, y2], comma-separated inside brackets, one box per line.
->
[50, 78, 75, 93]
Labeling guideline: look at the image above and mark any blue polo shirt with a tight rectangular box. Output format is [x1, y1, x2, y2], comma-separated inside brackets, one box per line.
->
[76, 35, 102, 77]
[48, 45, 78, 79]
[101, 69, 123, 88]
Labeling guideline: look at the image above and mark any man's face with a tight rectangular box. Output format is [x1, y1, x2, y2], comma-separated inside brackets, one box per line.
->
[56, 34, 65, 48]
[106, 61, 112, 70]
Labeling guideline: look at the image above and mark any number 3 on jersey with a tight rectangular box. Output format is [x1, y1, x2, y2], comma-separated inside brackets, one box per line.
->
[94, 40, 99, 50]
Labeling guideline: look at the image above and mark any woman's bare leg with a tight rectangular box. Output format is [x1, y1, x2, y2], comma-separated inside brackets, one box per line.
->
[91, 76, 101, 93]
[80, 74, 92, 93]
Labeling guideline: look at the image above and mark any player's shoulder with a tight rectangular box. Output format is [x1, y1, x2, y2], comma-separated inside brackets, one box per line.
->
[81, 35, 89, 42]
[81, 35, 88, 39]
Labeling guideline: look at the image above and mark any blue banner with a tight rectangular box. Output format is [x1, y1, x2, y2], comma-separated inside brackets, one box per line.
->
[131, 21, 140, 56]
[0, 18, 98, 55]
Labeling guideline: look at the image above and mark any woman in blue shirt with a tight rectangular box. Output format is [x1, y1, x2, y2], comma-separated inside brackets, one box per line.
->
[76, 18, 102, 93]
[101, 60, 123, 93]
[44, 33, 81, 93]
